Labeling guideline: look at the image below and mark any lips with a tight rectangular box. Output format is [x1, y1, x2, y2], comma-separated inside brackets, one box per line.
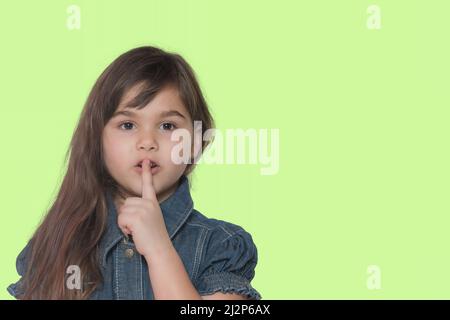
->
[134, 159, 160, 175]
[135, 159, 159, 169]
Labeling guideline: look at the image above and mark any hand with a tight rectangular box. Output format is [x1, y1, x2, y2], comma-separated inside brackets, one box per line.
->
[117, 159, 172, 258]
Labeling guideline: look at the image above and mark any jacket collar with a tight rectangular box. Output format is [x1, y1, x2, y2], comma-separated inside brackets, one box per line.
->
[98, 175, 194, 267]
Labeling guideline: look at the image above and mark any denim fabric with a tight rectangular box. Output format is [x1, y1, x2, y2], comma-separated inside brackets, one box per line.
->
[7, 175, 261, 300]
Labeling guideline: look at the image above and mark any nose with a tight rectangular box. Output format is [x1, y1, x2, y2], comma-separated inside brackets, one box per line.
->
[137, 132, 158, 151]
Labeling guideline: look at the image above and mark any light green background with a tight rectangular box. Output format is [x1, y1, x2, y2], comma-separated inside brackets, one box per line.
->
[1, 0, 449, 299]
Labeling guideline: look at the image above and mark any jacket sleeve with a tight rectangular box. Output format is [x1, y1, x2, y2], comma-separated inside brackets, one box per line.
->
[7, 242, 31, 299]
[194, 227, 262, 300]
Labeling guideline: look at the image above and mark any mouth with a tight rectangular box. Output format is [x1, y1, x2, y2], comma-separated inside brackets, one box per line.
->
[134, 159, 160, 174]
[136, 160, 158, 169]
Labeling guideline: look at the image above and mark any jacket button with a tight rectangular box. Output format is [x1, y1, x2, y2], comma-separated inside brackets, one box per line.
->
[125, 248, 134, 258]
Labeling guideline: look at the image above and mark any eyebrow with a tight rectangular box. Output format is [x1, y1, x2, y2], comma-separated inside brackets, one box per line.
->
[112, 109, 187, 120]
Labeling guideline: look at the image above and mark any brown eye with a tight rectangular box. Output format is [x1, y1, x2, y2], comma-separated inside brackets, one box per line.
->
[160, 122, 176, 131]
[119, 122, 135, 130]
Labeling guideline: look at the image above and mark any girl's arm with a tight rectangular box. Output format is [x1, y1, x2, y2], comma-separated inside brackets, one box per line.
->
[144, 239, 248, 300]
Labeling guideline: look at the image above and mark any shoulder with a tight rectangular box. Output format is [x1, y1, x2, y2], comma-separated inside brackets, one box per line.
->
[15, 240, 32, 275]
[185, 209, 253, 242]
[185, 209, 258, 272]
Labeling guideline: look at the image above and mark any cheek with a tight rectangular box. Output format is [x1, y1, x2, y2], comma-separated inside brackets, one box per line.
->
[103, 134, 129, 169]
[160, 138, 191, 166]
[164, 131, 194, 154]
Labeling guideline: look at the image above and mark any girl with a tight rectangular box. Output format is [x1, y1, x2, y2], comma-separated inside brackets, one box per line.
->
[7, 46, 261, 300]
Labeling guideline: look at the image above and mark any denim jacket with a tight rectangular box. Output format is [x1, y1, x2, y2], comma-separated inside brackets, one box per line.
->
[7, 175, 262, 300]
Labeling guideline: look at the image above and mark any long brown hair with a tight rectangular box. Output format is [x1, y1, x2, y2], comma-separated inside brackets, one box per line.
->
[20, 46, 214, 299]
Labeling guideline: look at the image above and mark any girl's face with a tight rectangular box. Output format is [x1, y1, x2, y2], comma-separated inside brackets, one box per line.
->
[102, 84, 193, 205]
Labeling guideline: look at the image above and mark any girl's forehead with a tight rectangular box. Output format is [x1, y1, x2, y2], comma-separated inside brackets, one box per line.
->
[118, 84, 187, 112]
[114, 84, 190, 120]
